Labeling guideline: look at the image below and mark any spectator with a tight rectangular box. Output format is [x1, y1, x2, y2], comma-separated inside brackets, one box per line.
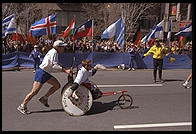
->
[2, 33, 192, 55]
[128, 43, 137, 71]
[29, 45, 42, 73]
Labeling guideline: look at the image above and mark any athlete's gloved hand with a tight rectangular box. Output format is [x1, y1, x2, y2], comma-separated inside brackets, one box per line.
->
[94, 64, 106, 70]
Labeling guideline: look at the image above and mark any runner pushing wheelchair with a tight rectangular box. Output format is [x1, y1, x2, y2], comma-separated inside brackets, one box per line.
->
[61, 59, 133, 116]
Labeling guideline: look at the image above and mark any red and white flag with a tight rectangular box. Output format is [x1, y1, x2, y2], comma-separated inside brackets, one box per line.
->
[62, 17, 75, 38]
[12, 26, 25, 44]
[72, 19, 93, 40]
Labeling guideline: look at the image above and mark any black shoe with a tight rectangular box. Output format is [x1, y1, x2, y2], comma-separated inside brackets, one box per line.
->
[92, 89, 103, 100]
[97, 90, 103, 97]
[39, 97, 50, 107]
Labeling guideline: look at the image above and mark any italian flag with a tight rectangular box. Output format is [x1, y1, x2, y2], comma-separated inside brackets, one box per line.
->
[62, 18, 75, 38]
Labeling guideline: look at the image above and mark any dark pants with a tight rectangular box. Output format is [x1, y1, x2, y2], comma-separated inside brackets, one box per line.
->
[153, 58, 163, 80]
[129, 56, 136, 68]
[33, 59, 40, 70]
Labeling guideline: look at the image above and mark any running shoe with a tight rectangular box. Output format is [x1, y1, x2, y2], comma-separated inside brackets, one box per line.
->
[39, 96, 50, 107]
[182, 82, 188, 87]
[17, 104, 30, 115]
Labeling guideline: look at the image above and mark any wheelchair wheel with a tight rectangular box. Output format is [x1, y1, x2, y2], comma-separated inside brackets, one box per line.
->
[61, 84, 93, 116]
[117, 94, 133, 109]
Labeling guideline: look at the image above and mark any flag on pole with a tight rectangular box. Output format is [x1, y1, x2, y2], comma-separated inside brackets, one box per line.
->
[148, 38, 155, 48]
[30, 14, 56, 37]
[141, 20, 164, 43]
[101, 18, 125, 48]
[72, 19, 93, 40]
[114, 22, 125, 49]
[166, 20, 172, 46]
[101, 18, 123, 39]
[2, 14, 16, 38]
[175, 23, 192, 37]
[133, 25, 141, 47]
[26, 32, 36, 45]
[178, 36, 186, 48]
[167, 20, 172, 42]
[12, 26, 25, 44]
[62, 17, 75, 38]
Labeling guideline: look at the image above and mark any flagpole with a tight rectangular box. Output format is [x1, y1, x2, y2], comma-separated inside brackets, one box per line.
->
[16, 15, 20, 71]
[92, 19, 94, 41]
[16, 16, 18, 50]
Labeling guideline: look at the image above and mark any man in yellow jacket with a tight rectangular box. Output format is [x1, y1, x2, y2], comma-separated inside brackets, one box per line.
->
[142, 38, 169, 83]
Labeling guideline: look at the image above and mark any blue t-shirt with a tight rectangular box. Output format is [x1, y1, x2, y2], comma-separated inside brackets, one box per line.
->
[30, 50, 41, 59]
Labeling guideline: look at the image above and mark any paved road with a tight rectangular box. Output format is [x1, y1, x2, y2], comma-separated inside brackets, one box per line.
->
[2, 69, 192, 131]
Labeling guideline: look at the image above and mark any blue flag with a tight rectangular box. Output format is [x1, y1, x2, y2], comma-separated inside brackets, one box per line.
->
[115, 23, 125, 49]
[30, 14, 56, 37]
[166, 20, 172, 46]
[2, 14, 16, 38]
[101, 18, 125, 48]
[167, 20, 172, 40]
[141, 20, 164, 43]
[175, 23, 192, 37]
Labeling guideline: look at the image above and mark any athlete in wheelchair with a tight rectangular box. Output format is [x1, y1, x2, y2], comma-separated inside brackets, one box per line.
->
[65, 59, 103, 100]
[61, 59, 133, 116]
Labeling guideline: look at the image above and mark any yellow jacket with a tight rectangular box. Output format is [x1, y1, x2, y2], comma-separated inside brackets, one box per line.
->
[144, 45, 169, 59]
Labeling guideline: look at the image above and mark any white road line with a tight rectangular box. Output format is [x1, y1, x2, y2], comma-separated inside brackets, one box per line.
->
[97, 84, 163, 87]
[114, 122, 192, 129]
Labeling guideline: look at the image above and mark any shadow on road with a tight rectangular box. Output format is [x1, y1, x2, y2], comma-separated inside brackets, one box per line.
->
[29, 108, 64, 114]
[28, 102, 139, 115]
[86, 100, 139, 116]
[163, 79, 184, 82]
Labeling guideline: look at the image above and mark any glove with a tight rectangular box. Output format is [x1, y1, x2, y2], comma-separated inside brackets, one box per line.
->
[94, 64, 106, 70]
[142, 56, 145, 59]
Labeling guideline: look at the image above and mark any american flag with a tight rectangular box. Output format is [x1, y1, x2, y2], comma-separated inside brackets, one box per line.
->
[30, 14, 56, 37]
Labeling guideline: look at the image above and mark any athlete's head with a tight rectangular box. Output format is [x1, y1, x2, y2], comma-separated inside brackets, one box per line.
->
[82, 59, 92, 71]
[53, 40, 67, 53]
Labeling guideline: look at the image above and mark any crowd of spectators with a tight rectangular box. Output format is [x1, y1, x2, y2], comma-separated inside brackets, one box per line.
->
[2, 34, 192, 55]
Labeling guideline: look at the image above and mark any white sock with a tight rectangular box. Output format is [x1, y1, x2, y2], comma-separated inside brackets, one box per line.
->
[21, 104, 26, 108]
[184, 81, 188, 85]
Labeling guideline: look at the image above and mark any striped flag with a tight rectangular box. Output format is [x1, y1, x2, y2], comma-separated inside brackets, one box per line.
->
[101, 18, 125, 48]
[167, 20, 172, 42]
[2, 14, 16, 38]
[141, 20, 164, 43]
[166, 20, 172, 46]
[62, 17, 75, 38]
[115, 22, 125, 49]
[175, 23, 192, 37]
[133, 25, 141, 47]
[148, 38, 155, 48]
